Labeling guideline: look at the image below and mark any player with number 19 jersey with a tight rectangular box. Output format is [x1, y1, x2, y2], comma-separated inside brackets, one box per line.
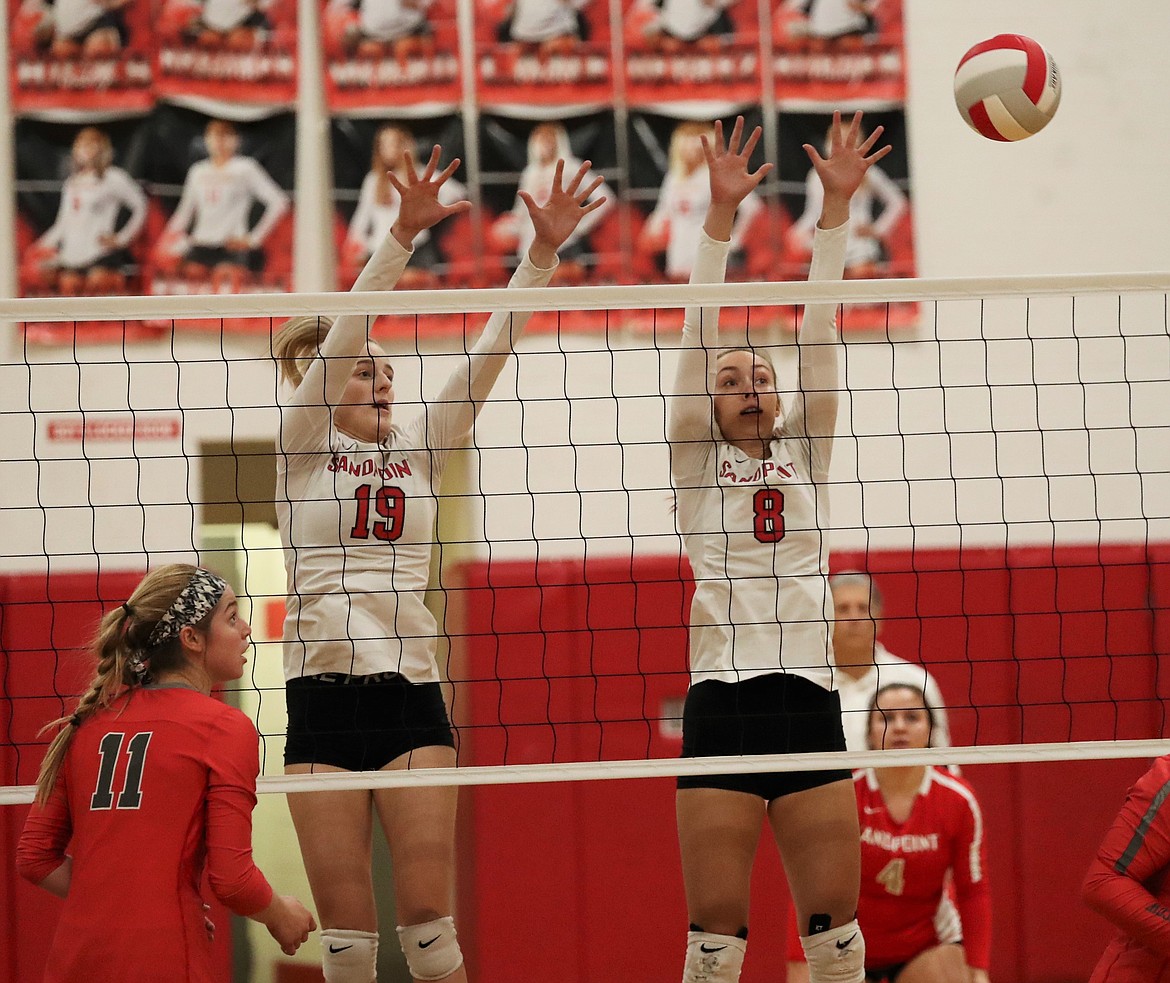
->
[669, 223, 848, 689]
[277, 234, 556, 683]
[16, 687, 273, 983]
[856, 767, 991, 971]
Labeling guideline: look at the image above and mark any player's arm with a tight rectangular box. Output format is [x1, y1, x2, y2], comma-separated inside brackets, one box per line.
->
[205, 712, 316, 955]
[111, 169, 148, 249]
[35, 182, 70, 251]
[283, 148, 467, 443]
[422, 159, 604, 453]
[948, 781, 993, 970]
[866, 165, 907, 240]
[788, 111, 889, 478]
[667, 117, 772, 464]
[16, 775, 73, 896]
[1083, 761, 1170, 955]
[164, 168, 198, 236]
[243, 159, 290, 248]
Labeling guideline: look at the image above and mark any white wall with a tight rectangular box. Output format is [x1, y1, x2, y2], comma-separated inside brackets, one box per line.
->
[3, 0, 1169, 574]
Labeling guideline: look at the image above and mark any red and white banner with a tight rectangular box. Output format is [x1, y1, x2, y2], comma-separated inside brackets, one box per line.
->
[9, 0, 154, 115]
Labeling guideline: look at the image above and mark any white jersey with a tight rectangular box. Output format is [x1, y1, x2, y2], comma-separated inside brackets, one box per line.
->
[645, 168, 760, 279]
[200, 0, 260, 31]
[51, 0, 107, 38]
[794, 0, 874, 39]
[277, 234, 556, 682]
[165, 156, 289, 248]
[509, 0, 586, 42]
[38, 167, 147, 269]
[835, 642, 952, 751]
[347, 170, 465, 255]
[792, 164, 905, 269]
[669, 224, 847, 688]
[654, 0, 734, 41]
[352, 0, 433, 40]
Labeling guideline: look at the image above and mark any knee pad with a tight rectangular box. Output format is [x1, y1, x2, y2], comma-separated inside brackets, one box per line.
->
[801, 919, 864, 983]
[321, 928, 378, 983]
[397, 916, 463, 981]
[683, 931, 747, 983]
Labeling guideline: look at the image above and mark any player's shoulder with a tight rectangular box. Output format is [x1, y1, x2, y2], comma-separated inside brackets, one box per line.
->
[170, 689, 259, 739]
[1134, 755, 1170, 795]
[927, 767, 981, 810]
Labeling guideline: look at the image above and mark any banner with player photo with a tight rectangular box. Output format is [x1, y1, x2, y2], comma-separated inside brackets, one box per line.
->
[142, 105, 296, 332]
[14, 117, 162, 343]
[322, 0, 460, 113]
[152, 0, 297, 108]
[478, 112, 621, 332]
[331, 114, 473, 336]
[771, 0, 906, 107]
[9, 0, 154, 115]
[775, 106, 916, 329]
[474, 0, 613, 111]
[621, 0, 761, 113]
[623, 106, 776, 331]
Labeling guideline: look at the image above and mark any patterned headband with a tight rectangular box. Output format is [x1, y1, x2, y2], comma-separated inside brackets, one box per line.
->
[146, 569, 229, 648]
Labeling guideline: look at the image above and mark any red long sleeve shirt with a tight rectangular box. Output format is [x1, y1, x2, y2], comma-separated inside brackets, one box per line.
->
[17, 686, 273, 983]
[1085, 755, 1170, 982]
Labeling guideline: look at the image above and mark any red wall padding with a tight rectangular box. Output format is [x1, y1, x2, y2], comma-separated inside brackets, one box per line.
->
[2, 547, 1166, 983]
[450, 545, 1169, 983]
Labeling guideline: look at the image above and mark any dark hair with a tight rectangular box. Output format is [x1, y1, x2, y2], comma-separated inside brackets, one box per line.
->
[866, 682, 936, 750]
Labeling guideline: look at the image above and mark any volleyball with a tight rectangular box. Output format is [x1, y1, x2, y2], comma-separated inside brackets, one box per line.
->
[954, 34, 1061, 141]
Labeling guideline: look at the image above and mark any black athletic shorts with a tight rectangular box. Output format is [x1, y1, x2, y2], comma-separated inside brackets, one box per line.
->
[284, 672, 455, 771]
[677, 672, 850, 801]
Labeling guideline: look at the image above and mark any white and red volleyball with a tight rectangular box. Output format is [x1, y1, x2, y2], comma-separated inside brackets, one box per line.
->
[954, 34, 1061, 141]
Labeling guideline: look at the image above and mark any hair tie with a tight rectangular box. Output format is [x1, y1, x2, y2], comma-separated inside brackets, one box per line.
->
[69, 714, 81, 728]
[122, 602, 134, 618]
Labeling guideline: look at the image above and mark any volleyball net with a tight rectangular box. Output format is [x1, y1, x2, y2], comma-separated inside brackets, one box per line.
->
[2, 272, 1169, 807]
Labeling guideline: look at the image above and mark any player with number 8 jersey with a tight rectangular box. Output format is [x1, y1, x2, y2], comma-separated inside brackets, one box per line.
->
[667, 112, 893, 983]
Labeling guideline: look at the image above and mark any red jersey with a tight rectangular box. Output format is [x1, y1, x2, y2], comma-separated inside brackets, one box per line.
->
[856, 767, 991, 969]
[17, 686, 274, 983]
[1085, 755, 1170, 982]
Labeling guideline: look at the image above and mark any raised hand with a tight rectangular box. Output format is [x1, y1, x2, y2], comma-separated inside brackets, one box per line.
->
[803, 110, 892, 225]
[520, 159, 607, 269]
[388, 145, 472, 248]
[701, 116, 773, 241]
[704, 116, 773, 210]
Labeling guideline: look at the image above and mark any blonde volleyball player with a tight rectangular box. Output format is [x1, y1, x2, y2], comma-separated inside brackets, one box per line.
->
[272, 146, 604, 983]
[668, 111, 890, 983]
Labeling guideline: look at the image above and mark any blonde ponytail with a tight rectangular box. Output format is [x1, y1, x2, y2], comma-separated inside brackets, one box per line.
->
[272, 315, 333, 389]
[34, 563, 209, 805]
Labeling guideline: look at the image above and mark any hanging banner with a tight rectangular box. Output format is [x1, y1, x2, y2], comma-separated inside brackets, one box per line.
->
[143, 105, 295, 331]
[9, 0, 154, 115]
[776, 107, 916, 328]
[477, 112, 621, 332]
[622, 106, 773, 330]
[474, 0, 613, 111]
[15, 117, 162, 343]
[772, 0, 906, 107]
[152, 0, 297, 108]
[332, 114, 473, 336]
[322, 0, 461, 113]
[621, 0, 761, 112]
